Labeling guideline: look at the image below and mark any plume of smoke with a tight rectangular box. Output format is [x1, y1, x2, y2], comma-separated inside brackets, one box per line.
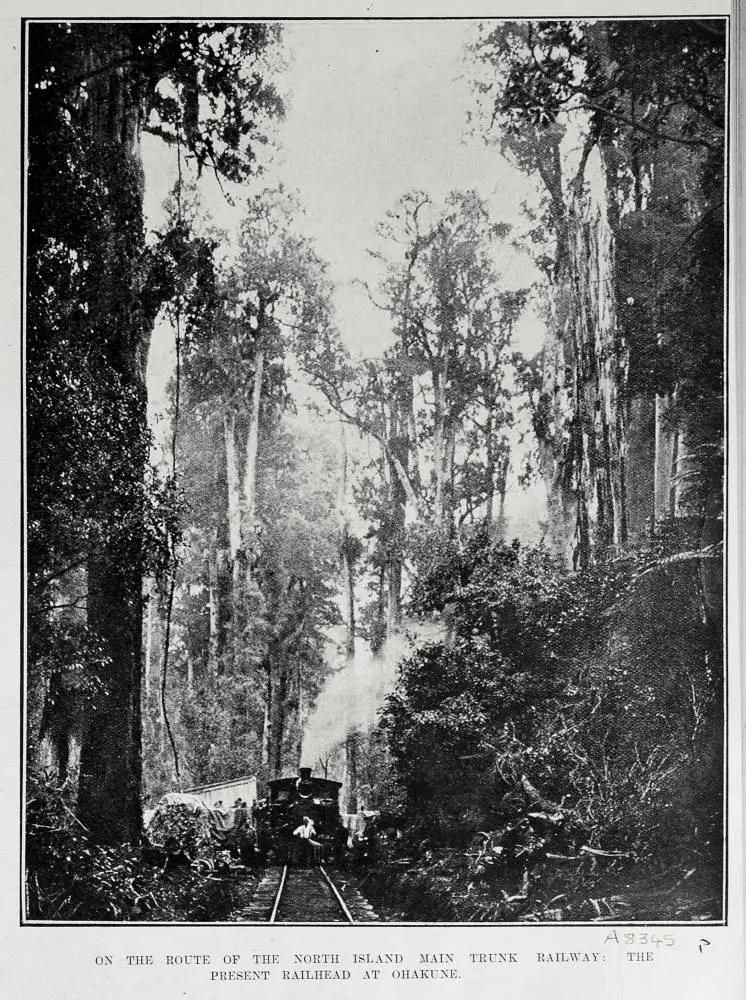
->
[300, 620, 445, 769]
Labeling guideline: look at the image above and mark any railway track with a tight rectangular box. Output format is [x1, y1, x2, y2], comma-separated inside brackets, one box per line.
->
[269, 865, 354, 923]
[230, 864, 378, 923]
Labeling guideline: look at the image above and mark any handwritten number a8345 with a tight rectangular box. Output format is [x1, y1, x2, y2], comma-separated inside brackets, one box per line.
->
[623, 933, 675, 947]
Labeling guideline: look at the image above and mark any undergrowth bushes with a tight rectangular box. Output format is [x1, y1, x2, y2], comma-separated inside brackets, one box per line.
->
[25, 774, 243, 921]
[382, 527, 723, 868]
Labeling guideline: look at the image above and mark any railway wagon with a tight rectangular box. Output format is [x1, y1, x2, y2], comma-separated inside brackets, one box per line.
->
[257, 767, 344, 864]
[186, 774, 257, 811]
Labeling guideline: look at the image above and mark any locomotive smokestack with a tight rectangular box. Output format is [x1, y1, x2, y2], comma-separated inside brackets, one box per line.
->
[299, 767, 312, 781]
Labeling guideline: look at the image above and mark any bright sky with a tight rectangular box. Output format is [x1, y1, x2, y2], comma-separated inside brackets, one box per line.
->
[143, 19, 547, 536]
[276, 20, 540, 353]
[144, 20, 543, 408]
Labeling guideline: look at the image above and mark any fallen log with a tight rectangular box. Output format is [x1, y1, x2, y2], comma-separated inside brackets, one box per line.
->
[520, 775, 566, 814]
[579, 845, 630, 859]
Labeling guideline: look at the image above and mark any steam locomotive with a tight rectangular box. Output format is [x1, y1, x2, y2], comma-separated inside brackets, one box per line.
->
[255, 767, 346, 864]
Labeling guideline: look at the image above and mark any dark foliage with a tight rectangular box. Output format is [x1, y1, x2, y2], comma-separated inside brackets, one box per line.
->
[382, 529, 722, 867]
[26, 21, 284, 843]
[25, 774, 250, 921]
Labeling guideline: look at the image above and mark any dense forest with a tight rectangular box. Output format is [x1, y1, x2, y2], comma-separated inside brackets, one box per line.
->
[25, 19, 726, 922]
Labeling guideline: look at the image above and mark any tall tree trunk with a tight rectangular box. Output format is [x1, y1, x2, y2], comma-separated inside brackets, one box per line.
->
[535, 281, 576, 563]
[341, 597, 358, 808]
[386, 555, 402, 641]
[432, 369, 448, 524]
[398, 233, 422, 500]
[669, 426, 680, 515]
[339, 432, 358, 812]
[224, 410, 242, 586]
[654, 393, 677, 521]
[207, 540, 219, 678]
[371, 564, 386, 654]
[223, 409, 244, 675]
[144, 582, 153, 697]
[75, 28, 150, 840]
[296, 658, 304, 770]
[532, 124, 630, 568]
[242, 344, 264, 578]
[341, 538, 356, 664]
[625, 394, 656, 541]
[386, 402, 406, 639]
[270, 655, 287, 778]
[485, 404, 496, 524]
[268, 610, 305, 778]
[405, 390, 421, 495]
[565, 145, 628, 565]
[493, 452, 510, 542]
[345, 732, 358, 814]
[79, 554, 143, 841]
[444, 420, 456, 529]
[384, 324, 419, 633]
[261, 665, 271, 771]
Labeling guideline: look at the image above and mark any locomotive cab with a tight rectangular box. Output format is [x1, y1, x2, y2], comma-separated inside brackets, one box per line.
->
[259, 768, 342, 864]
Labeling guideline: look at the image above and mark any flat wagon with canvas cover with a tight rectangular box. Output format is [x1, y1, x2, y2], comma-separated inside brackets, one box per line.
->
[144, 776, 258, 865]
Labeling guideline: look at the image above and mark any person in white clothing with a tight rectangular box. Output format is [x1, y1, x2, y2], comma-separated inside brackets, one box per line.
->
[292, 816, 318, 864]
[292, 815, 315, 837]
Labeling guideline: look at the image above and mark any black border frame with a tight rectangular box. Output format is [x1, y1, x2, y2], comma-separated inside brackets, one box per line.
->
[19, 12, 732, 928]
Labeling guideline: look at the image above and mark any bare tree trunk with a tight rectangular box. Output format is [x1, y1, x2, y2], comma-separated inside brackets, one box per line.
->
[341, 537, 356, 664]
[493, 451, 510, 542]
[625, 394, 656, 541]
[669, 426, 681, 515]
[224, 411, 242, 584]
[339, 430, 358, 812]
[386, 408, 406, 639]
[144, 583, 152, 696]
[261, 665, 271, 770]
[76, 27, 150, 840]
[242, 344, 264, 577]
[565, 145, 628, 564]
[530, 125, 631, 569]
[406, 389, 421, 495]
[654, 393, 677, 521]
[386, 557, 402, 641]
[345, 733, 358, 813]
[267, 610, 306, 778]
[370, 564, 386, 654]
[485, 405, 495, 524]
[207, 541, 219, 678]
[223, 409, 244, 675]
[80, 553, 143, 841]
[444, 421, 456, 528]
[296, 658, 304, 770]
[341, 548, 358, 811]
[270, 656, 287, 778]
[432, 370, 448, 524]
[536, 282, 576, 563]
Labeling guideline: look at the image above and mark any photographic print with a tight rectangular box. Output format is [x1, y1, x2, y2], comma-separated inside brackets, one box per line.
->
[23, 16, 728, 926]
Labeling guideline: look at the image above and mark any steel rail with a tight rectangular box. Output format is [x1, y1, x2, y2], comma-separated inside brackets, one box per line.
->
[318, 865, 355, 924]
[268, 864, 288, 924]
